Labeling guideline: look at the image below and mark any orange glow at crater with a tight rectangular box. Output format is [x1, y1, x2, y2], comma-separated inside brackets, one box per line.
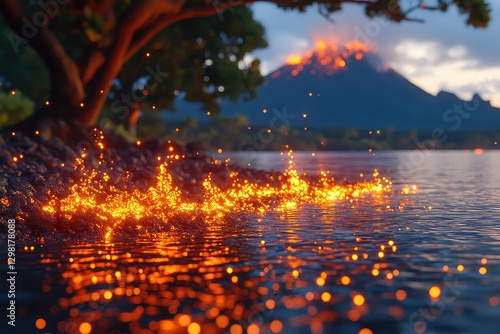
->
[286, 54, 303, 65]
[280, 39, 372, 77]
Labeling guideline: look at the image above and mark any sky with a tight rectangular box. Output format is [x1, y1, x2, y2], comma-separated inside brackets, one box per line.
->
[249, 2, 500, 107]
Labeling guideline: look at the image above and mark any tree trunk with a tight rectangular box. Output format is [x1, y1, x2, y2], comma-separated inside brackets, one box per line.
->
[80, 0, 187, 125]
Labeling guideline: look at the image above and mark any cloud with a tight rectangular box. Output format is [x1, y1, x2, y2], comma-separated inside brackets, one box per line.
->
[393, 54, 500, 107]
[447, 45, 467, 58]
[394, 40, 441, 63]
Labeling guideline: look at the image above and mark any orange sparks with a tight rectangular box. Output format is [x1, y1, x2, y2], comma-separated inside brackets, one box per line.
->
[281, 39, 371, 77]
[286, 54, 303, 65]
[37, 141, 401, 240]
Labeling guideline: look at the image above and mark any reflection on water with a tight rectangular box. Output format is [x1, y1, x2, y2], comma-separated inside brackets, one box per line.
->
[3, 151, 500, 334]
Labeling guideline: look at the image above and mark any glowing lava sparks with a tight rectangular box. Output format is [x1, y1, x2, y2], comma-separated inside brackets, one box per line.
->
[40, 146, 409, 239]
[2, 129, 418, 241]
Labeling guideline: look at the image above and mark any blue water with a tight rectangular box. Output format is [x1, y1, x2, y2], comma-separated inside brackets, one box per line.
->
[2, 151, 500, 334]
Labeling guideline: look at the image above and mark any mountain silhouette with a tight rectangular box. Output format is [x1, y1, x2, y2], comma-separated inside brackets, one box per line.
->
[171, 46, 500, 131]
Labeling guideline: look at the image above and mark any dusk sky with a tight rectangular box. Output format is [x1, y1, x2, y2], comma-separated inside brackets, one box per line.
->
[250, 2, 500, 107]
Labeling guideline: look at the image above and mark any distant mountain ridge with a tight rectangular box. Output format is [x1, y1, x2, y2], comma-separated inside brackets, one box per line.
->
[170, 45, 500, 131]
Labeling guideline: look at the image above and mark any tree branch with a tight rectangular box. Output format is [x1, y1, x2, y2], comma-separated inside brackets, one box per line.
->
[81, 0, 188, 124]
[77, 0, 116, 85]
[126, 6, 221, 61]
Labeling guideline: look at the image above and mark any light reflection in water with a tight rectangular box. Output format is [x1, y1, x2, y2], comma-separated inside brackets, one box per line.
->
[7, 151, 500, 334]
[37, 226, 403, 333]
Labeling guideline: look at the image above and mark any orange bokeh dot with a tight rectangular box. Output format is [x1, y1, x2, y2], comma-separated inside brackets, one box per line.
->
[178, 314, 191, 327]
[359, 328, 373, 334]
[353, 294, 365, 306]
[395, 290, 407, 301]
[79, 322, 92, 334]
[230, 324, 243, 334]
[187, 322, 201, 334]
[316, 277, 325, 286]
[429, 286, 441, 299]
[35, 318, 46, 330]
[266, 299, 276, 309]
[247, 323, 260, 334]
[270, 320, 283, 333]
[348, 309, 361, 321]
[216, 315, 229, 328]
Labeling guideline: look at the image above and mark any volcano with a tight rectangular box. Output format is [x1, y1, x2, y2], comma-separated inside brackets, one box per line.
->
[173, 41, 500, 131]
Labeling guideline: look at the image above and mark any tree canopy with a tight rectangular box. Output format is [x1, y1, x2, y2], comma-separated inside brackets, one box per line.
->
[0, 0, 491, 137]
[0, 4, 266, 127]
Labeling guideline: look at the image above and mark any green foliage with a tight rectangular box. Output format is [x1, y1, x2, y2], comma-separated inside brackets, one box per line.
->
[0, 24, 50, 104]
[0, 90, 34, 128]
[456, 0, 491, 27]
[106, 122, 137, 143]
[119, 7, 267, 116]
[149, 115, 500, 151]
[271, 0, 490, 27]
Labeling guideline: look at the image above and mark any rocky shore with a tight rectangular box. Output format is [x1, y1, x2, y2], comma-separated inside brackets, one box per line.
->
[0, 129, 283, 238]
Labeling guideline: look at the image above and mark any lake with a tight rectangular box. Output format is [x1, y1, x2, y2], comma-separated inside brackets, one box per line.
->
[3, 151, 500, 334]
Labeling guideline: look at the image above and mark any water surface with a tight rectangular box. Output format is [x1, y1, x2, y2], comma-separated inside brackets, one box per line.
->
[3, 151, 500, 334]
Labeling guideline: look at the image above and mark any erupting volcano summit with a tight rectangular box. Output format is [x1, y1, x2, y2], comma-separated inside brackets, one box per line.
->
[275, 40, 372, 78]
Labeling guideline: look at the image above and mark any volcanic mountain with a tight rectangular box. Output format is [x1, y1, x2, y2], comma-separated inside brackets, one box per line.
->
[172, 41, 500, 131]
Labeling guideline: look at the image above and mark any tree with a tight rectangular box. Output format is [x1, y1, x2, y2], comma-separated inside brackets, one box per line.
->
[105, 7, 266, 135]
[0, 0, 491, 138]
[0, 90, 34, 128]
[0, 2, 266, 137]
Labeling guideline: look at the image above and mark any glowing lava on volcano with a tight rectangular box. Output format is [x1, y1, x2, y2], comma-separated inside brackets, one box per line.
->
[273, 39, 372, 79]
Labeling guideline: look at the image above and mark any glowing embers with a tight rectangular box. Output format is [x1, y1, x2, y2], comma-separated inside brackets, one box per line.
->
[42, 149, 398, 239]
[284, 39, 371, 77]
